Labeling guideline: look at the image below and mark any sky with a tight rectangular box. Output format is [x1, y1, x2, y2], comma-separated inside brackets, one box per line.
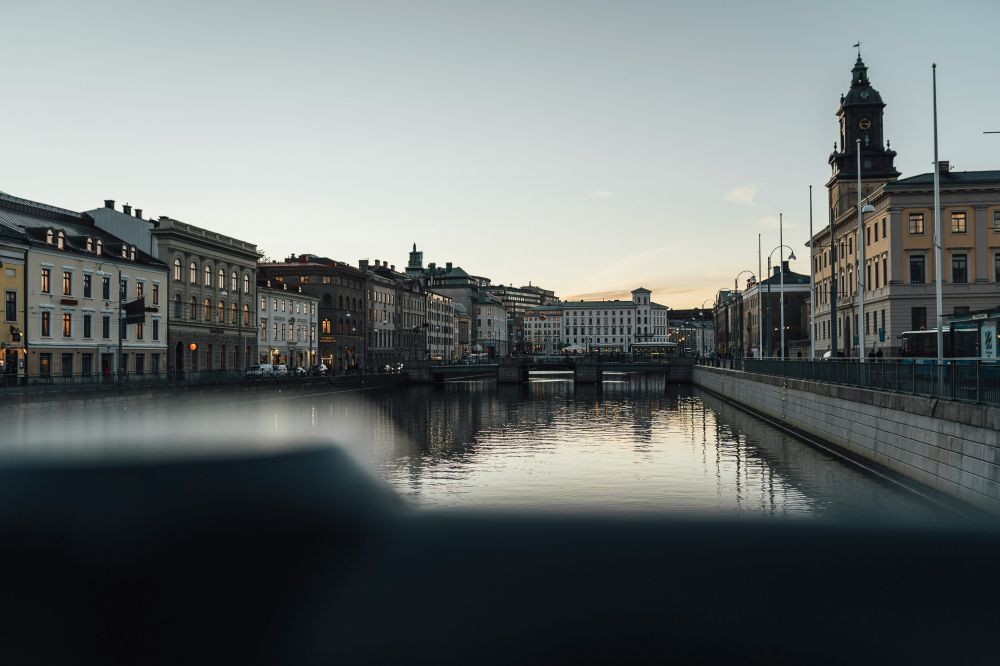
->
[3, 0, 1000, 308]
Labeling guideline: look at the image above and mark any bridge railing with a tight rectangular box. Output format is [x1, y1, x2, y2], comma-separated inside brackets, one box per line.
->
[732, 359, 1000, 407]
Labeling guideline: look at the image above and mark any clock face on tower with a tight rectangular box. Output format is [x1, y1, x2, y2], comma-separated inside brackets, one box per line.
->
[858, 117, 872, 130]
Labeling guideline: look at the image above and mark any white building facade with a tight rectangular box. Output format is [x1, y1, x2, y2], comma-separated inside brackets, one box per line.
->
[548, 288, 669, 353]
[256, 279, 318, 368]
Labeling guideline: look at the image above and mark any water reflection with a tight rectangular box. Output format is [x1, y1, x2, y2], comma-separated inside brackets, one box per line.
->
[347, 376, 938, 520]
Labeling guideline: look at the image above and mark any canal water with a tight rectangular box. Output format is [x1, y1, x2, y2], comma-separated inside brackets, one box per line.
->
[4, 375, 943, 521]
[329, 375, 939, 521]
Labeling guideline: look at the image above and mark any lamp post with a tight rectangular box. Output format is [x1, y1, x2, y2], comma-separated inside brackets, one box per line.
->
[765, 245, 797, 357]
[345, 311, 353, 372]
[856, 138, 877, 363]
[933, 64, 944, 380]
[733, 270, 756, 358]
[700, 298, 714, 357]
[809, 185, 815, 359]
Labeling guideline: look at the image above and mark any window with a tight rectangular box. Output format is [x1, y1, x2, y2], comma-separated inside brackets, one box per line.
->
[881, 218, 886, 239]
[243, 273, 250, 294]
[231, 271, 238, 292]
[95, 240, 103, 256]
[174, 294, 182, 318]
[230, 302, 237, 324]
[218, 267, 225, 289]
[5, 291, 16, 322]
[61, 353, 72, 377]
[152, 284, 158, 305]
[952, 254, 968, 283]
[153, 319, 160, 341]
[41, 268, 51, 293]
[882, 256, 887, 287]
[874, 261, 879, 289]
[135, 354, 145, 376]
[995, 253, 1000, 282]
[243, 304, 250, 326]
[951, 211, 967, 233]
[866, 225, 871, 246]
[136, 282, 144, 299]
[322, 319, 331, 334]
[41, 311, 50, 337]
[908, 213, 925, 234]
[83, 274, 92, 298]
[102, 314, 111, 338]
[46, 229, 54, 244]
[152, 353, 161, 375]
[218, 300, 225, 322]
[174, 258, 182, 280]
[189, 262, 198, 283]
[136, 321, 144, 340]
[204, 265, 212, 286]
[129, 247, 136, 261]
[190, 296, 198, 319]
[203, 298, 211, 321]
[39, 353, 51, 376]
[120, 278, 127, 300]
[83, 314, 92, 338]
[102, 277, 110, 300]
[56, 232, 65, 249]
[994, 210, 1000, 232]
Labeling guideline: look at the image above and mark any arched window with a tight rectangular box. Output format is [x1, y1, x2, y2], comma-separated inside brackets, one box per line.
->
[129, 246, 136, 261]
[321, 319, 331, 335]
[218, 267, 225, 289]
[56, 232, 65, 249]
[218, 300, 225, 322]
[190, 296, 198, 319]
[337, 319, 343, 335]
[321, 294, 332, 308]
[221, 344, 228, 370]
[203, 298, 211, 321]
[174, 293, 182, 318]
[96, 240, 103, 256]
[189, 262, 198, 283]
[338, 295, 344, 309]
[173, 258, 182, 280]
[120, 245, 127, 258]
[45, 229, 54, 244]
[243, 273, 250, 294]
[204, 265, 212, 286]
[206, 344, 214, 371]
[243, 303, 250, 326]
[231, 270, 238, 292]
[230, 302, 237, 324]
[86, 238, 94, 252]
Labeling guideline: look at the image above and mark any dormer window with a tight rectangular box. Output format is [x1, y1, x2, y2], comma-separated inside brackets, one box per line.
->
[45, 229, 54, 244]
[120, 245, 128, 259]
[96, 239, 103, 256]
[129, 247, 137, 261]
[86, 238, 94, 252]
[56, 232, 65, 249]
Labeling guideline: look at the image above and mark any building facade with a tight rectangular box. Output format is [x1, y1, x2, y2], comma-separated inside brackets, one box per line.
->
[426, 290, 455, 361]
[2, 193, 169, 379]
[256, 278, 318, 368]
[88, 201, 258, 374]
[0, 223, 27, 380]
[811, 56, 1000, 357]
[258, 256, 366, 373]
[742, 263, 811, 358]
[523, 305, 563, 354]
[538, 288, 670, 353]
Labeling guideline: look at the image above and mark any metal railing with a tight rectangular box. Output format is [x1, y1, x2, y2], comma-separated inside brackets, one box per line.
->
[733, 359, 1000, 406]
[0, 369, 336, 395]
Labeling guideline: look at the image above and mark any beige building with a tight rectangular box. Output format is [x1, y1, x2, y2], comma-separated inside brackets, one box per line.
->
[811, 56, 1000, 357]
[0, 223, 28, 379]
[524, 305, 563, 354]
[0, 193, 169, 379]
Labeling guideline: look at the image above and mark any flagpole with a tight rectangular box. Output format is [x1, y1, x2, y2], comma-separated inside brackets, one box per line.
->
[809, 185, 815, 359]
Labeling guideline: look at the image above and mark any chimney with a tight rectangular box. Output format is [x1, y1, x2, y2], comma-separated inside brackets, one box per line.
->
[772, 265, 780, 278]
[390, 264, 395, 271]
[782, 260, 789, 273]
[104, 199, 115, 209]
[446, 262, 452, 270]
[429, 262, 436, 271]
[134, 208, 142, 219]
[159, 215, 169, 222]
[937, 160, 950, 174]
[359, 259, 369, 271]
[122, 204, 132, 216]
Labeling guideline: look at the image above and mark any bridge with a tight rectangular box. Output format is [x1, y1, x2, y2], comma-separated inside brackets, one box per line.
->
[405, 357, 695, 384]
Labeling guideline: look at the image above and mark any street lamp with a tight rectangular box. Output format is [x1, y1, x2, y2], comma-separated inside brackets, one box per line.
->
[766, 244, 797, 358]
[856, 137, 877, 363]
[732, 270, 756, 358]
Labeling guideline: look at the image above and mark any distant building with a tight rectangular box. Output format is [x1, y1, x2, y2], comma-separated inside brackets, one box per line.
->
[666, 308, 714, 356]
[0, 222, 28, 379]
[256, 277, 318, 368]
[453, 302, 471, 359]
[523, 305, 563, 354]
[531, 287, 668, 353]
[742, 262, 811, 357]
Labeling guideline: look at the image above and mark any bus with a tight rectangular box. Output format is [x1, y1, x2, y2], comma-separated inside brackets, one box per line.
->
[899, 327, 978, 359]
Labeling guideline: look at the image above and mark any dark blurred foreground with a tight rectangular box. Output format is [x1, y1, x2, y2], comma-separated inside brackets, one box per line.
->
[0, 446, 996, 665]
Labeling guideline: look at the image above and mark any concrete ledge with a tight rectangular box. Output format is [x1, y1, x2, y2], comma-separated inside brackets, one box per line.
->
[693, 365, 1000, 514]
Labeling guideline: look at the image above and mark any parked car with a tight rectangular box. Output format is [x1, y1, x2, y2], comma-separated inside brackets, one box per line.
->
[274, 364, 288, 377]
[246, 364, 283, 378]
[292, 366, 306, 377]
[307, 364, 328, 376]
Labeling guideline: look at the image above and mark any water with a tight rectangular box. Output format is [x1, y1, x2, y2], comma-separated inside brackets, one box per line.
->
[4, 375, 942, 521]
[351, 375, 939, 520]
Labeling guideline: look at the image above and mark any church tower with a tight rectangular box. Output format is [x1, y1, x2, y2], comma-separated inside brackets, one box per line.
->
[827, 55, 899, 220]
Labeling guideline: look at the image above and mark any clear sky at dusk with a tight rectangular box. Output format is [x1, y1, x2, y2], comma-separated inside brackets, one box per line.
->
[3, 0, 999, 307]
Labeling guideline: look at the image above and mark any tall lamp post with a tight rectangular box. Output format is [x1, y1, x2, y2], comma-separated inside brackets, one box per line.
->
[733, 270, 756, 358]
[700, 298, 714, 357]
[856, 138, 876, 363]
[765, 245, 797, 357]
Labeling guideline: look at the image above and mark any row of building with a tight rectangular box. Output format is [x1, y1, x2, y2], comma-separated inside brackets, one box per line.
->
[711, 55, 1000, 359]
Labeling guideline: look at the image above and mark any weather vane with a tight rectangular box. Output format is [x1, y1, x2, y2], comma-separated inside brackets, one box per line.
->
[853, 41, 861, 58]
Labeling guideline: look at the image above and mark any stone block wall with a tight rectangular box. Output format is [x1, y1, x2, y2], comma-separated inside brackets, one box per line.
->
[692, 365, 1000, 514]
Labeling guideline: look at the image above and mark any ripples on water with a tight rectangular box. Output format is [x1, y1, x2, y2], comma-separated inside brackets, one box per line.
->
[355, 375, 938, 521]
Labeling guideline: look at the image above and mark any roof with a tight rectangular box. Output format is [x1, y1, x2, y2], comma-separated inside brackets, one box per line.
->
[561, 300, 636, 308]
[886, 170, 1000, 189]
